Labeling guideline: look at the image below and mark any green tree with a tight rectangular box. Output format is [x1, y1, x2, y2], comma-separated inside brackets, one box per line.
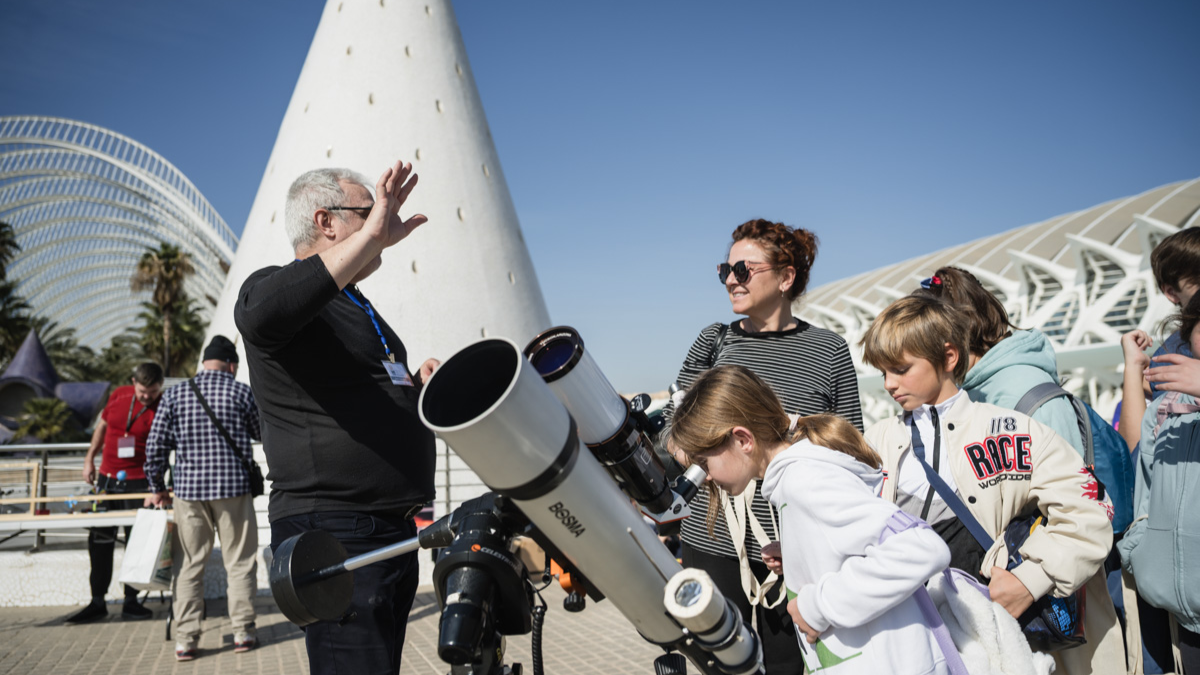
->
[0, 221, 18, 280]
[131, 297, 207, 377]
[15, 398, 82, 443]
[95, 333, 149, 387]
[130, 242, 195, 376]
[0, 279, 32, 367]
[28, 317, 102, 382]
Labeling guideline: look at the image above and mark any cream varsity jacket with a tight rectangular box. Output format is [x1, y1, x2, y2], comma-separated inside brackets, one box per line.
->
[864, 393, 1112, 601]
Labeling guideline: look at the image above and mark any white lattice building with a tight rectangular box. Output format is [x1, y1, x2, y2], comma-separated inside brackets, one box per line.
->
[798, 177, 1200, 425]
[0, 116, 237, 347]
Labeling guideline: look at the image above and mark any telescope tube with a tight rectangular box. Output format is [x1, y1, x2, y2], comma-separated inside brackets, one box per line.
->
[524, 327, 673, 513]
[419, 338, 685, 644]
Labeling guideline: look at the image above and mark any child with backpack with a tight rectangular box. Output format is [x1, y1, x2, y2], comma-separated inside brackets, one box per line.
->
[861, 295, 1123, 675]
[1119, 293, 1200, 675]
[667, 366, 955, 675]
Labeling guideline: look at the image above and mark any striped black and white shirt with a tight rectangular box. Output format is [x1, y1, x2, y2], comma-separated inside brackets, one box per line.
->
[667, 320, 863, 560]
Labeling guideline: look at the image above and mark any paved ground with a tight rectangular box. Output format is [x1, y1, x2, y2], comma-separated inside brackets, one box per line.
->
[0, 585, 668, 675]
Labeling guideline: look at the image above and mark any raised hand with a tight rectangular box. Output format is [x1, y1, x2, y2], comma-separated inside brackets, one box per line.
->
[1120, 330, 1152, 371]
[365, 160, 428, 248]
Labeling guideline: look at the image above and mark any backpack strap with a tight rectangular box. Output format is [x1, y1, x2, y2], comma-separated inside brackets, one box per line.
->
[1014, 382, 1070, 418]
[1016, 382, 1094, 466]
[708, 323, 730, 368]
[1069, 396, 1095, 467]
[879, 511, 971, 675]
[906, 416, 995, 550]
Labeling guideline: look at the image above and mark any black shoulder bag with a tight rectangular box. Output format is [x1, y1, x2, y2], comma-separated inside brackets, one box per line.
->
[187, 379, 264, 497]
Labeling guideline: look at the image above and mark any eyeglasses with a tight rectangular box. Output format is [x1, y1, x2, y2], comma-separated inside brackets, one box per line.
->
[323, 205, 374, 215]
[718, 260, 774, 284]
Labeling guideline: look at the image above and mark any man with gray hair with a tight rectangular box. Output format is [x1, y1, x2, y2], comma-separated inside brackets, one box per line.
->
[234, 161, 438, 675]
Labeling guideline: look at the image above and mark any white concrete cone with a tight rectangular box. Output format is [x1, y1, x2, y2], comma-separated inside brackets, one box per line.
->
[206, 0, 551, 369]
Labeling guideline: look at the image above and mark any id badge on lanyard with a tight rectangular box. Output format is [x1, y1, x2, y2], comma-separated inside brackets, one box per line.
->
[383, 361, 414, 387]
[344, 287, 413, 387]
[117, 436, 137, 459]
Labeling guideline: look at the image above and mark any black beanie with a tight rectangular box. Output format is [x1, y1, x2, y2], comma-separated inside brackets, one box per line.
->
[202, 335, 239, 363]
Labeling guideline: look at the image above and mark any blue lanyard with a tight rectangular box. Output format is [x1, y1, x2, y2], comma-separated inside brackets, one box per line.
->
[343, 287, 393, 362]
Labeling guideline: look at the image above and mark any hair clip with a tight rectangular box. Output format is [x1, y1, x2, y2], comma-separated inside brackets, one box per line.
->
[920, 276, 943, 290]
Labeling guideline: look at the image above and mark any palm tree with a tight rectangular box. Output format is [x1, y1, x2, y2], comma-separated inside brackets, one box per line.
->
[0, 221, 19, 280]
[130, 242, 195, 376]
[0, 279, 32, 367]
[96, 333, 149, 387]
[131, 297, 207, 377]
[15, 398, 81, 443]
[29, 317, 102, 382]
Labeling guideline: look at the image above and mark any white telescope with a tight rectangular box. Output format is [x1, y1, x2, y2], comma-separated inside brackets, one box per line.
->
[419, 337, 761, 674]
[523, 326, 684, 521]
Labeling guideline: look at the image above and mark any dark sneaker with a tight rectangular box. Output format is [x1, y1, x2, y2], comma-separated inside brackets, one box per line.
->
[64, 600, 107, 624]
[121, 601, 153, 621]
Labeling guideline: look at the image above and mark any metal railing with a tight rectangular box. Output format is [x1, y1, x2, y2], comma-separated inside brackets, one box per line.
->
[0, 443, 90, 549]
[1, 441, 490, 544]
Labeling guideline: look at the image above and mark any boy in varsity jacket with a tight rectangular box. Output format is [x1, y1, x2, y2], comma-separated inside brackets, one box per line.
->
[861, 295, 1123, 675]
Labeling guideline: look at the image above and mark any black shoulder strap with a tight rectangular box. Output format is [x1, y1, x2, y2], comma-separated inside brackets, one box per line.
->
[708, 323, 730, 368]
[188, 379, 250, 464]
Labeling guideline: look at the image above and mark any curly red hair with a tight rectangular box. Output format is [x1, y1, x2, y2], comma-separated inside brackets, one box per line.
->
[731, 219, 819, 300]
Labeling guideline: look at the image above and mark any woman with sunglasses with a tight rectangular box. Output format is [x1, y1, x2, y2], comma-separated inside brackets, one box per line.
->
[665, 218, 863, 675]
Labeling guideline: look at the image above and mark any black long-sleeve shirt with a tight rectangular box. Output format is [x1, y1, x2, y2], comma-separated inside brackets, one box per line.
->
[234, 256, 435, 521]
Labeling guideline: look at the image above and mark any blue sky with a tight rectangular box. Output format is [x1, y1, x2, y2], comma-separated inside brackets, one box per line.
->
[2, 1, 1198, 392]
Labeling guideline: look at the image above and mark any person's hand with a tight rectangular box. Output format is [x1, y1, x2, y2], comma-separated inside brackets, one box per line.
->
[144, 492, 172, 509]
[761, 541, 783, 577]
[989, 567, 1035, 619]
[417, 358, 440, 386]
[1145, 353, 1200, 397]
[787, 597, 821, 644]
[82, 462, 96, 485]
[364, 160, 428, 249]
[1121, 330, 1153, 371]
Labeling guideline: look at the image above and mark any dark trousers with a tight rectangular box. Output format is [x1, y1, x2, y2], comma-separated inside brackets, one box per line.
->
[1182, 624, 1200, 675]
[272, 511, 419, 675]
[87, 475, 149, 601]
[680, 542, 803, 675]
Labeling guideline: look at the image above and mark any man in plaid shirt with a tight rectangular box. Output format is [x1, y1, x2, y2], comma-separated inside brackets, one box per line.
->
[144, 335, 262, 662]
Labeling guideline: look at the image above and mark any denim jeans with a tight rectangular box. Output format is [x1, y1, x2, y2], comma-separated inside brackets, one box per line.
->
[272, 511, 418, 675]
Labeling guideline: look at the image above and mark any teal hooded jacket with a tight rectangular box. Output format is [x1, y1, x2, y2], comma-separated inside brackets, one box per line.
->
[1118, 392, 1200, 632]
[959, 329, 1085, 456]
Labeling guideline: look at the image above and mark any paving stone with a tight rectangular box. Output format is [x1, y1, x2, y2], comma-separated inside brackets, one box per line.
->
[0, 585, 679, 675]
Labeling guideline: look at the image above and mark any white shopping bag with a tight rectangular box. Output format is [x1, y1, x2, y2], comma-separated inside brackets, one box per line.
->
[118, 508, 175, 591]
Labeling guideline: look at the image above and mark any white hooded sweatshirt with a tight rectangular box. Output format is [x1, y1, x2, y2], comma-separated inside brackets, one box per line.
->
[760, 440, 953, 675]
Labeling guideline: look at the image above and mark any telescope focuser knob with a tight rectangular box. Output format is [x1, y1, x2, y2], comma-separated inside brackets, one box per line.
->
[563, 591, 587, 613]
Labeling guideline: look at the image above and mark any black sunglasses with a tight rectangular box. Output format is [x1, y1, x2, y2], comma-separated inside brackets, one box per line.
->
[324, 205, 374, 214]
[717, 260, 773, 284]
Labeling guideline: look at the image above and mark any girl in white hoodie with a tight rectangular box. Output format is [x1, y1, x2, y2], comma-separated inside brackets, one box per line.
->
[668, 365, 954, 675]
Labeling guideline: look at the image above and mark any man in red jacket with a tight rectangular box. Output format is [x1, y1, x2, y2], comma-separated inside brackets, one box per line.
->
[66, 362, 164, 624]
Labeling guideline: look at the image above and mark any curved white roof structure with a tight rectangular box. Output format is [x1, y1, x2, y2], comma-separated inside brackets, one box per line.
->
[0, 116, 237, 349]
[798, 177, 1200, 423]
